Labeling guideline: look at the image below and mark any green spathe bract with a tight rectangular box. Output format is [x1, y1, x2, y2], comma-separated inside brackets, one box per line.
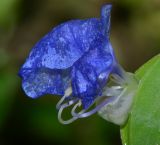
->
[98, 72, 138, 125]
[121, 54, 160, 145]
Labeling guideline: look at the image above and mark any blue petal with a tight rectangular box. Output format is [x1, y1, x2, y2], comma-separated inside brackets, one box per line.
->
[71, 37, 113, 109]
[19, 4, 114, 102]
[22, 18, 103, 70]
[19, 68, 70, 98]
[19, 18, 104, 98]
[101, 4, 112, 35]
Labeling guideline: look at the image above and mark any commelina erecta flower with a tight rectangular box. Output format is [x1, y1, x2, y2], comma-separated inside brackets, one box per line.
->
[19, 4, 138, 125]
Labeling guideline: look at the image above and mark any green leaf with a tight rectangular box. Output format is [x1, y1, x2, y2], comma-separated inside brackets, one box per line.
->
[121, 54, 160, 145]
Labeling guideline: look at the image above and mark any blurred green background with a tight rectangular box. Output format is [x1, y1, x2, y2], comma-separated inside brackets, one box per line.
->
[0, 0, 160, 145]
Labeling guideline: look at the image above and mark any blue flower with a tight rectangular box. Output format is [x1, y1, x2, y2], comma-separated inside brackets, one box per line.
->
[19, 4, 137, 124]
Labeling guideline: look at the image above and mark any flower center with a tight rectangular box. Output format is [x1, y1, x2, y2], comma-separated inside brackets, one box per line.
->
[56, 66, 138, 125]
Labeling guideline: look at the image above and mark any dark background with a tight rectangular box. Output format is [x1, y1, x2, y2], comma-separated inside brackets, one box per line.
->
[0, 0, 160, 145]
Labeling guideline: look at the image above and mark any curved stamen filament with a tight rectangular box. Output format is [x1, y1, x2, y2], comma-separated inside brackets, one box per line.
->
[57, 86, 121, 124]
[72, 96, 117, 118]
[71, 94, 107, 118]
[58, 99, 78, 124]
[57, 85, 127, 124]
[57, 87, 80, 124]
[57, 70, 138, 124]
[71, 101, 85, 116]
[56, 95, 67, 110]
[56, 87, 72, 110]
